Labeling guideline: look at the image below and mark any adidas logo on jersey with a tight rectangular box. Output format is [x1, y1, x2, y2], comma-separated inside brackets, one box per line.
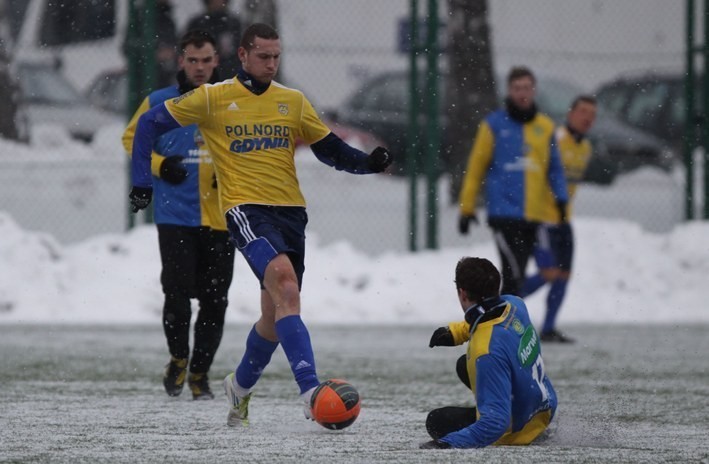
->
[228, 102, 239, 111]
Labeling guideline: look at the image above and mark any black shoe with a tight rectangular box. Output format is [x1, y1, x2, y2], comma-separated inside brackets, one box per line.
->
[188, 372, 215, 400]
[163, 357, 188, 397]
[540, 329, 575, 344]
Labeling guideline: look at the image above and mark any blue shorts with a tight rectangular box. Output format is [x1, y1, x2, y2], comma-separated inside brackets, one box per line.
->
[532, 223, 574, 271]
[226, 205, 308, 288]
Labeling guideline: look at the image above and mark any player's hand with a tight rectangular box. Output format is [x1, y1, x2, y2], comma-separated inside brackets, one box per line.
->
[419, 439, 452, 449]
[458, 214, 478, 235]
[129, 186, 153, 213]
[556, 200, 568, 223]
[160, 155, 188, 185]
[429, 326, 454, 348]
[367, 146, 392, 173]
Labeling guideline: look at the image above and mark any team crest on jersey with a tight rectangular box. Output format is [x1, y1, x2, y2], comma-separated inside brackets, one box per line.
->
[278, 103, 289, 115]
[511, 318, 525, 335]
[193, 129, 204, 147]
[172, 90, 195, 105]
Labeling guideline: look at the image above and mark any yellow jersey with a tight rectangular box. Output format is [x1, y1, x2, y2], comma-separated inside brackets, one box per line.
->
[164, 78, 331, 213]
[539, 126, 592, 223]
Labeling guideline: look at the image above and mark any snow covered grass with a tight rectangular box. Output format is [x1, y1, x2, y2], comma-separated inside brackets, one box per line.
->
[2, 324, 708, 463]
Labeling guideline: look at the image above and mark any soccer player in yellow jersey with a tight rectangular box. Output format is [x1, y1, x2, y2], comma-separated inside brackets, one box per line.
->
[128, 23, 392, 426]
[521, 95, 597, 343]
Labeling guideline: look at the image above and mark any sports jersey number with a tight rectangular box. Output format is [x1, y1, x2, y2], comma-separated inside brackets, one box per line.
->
[532, 357, 550, 401]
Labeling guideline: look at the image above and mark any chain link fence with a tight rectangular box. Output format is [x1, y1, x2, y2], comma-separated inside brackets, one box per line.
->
[0, 0, 691, 254]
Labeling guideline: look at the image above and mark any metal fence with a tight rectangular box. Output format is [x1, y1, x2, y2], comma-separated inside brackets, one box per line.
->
[0, 0, 693, 253]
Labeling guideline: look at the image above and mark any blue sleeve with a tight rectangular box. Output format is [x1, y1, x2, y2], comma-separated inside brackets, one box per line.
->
[440, 354, 512, 448]
[131, 103, 181, 188]
[547, 136, 569, 203]
[310, 132, 373, 174]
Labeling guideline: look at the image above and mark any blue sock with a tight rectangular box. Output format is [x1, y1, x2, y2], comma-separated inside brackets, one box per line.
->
[522, 273, 546, 297]
[235, 325, 279, 390]
[275, 315, 320, 394]
[543, 279, 568, 333]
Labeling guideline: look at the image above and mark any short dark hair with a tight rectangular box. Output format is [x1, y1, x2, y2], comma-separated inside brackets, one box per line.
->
[180, 30, 217, 54]
[455, 257, 501, 302]
[240, 23, 279, 50]
[507, 66, 535, 85]
[570, 94, 597, 110]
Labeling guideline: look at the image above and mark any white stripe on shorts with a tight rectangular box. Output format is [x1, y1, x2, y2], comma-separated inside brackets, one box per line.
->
[228, 207, 257, 243]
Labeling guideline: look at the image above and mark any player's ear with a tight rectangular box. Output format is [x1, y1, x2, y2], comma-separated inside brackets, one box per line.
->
[237, 47, 247, 64]
[457, 288, 468, 308]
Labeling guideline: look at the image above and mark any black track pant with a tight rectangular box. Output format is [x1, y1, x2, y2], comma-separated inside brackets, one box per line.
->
[157, 224, 235, 374]
[488, 218, 539, 296]
[425, 355, 477, 439]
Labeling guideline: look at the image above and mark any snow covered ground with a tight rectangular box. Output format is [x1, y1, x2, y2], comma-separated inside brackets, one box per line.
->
[2, 324, 708, 463]
[0, 207, 707, 327]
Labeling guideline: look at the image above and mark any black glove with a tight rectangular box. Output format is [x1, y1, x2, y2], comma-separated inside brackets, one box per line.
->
[159, 156, 188, 185]
[419, 440, 452, 450]
[557, 200, 568, 223]
[458, 214, 478, 235]
[367, 146, 392, 173]
[429, 326, 455, 348]
[129, 186, 153, 213]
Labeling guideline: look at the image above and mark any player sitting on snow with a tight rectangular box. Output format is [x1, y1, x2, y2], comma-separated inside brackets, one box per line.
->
[421, 257, 557, 449]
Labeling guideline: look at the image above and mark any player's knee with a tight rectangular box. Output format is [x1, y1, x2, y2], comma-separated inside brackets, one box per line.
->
[425, 409, 448, 440]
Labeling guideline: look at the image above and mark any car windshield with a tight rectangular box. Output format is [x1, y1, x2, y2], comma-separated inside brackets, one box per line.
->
[535, 78, 583, 122]
[17, 63, 84, 105]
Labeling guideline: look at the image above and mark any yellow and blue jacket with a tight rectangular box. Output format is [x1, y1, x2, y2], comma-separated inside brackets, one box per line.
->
[122, 86, 225, 230]
[539, 126, 593, 223]
[459, 110, 568, 222]
[441, 295, 557, 448]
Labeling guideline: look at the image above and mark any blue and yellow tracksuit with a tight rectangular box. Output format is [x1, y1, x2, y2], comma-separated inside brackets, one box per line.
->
[539, 126, 593, 223]
[459, 109, 568, 221]
[442, 295, 557, 448]
[122, 86, 225, 229]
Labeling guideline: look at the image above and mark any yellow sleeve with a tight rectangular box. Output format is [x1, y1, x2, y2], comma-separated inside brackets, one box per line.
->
[122, 97, 150, 154]
[298, 94, 331, 145]
[448, 320, 472, 345]
[458, 121, 494, 215]
[164, 86, 209, 127]
[121, 96, 166, 177]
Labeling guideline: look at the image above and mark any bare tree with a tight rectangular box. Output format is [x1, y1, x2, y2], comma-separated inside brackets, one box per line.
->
[443, 0, 496, 204]
[242, 0, 278, 27]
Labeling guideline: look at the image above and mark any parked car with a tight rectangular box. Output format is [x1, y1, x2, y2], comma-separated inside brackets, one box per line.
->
[85, 68, 128, 116]
[334, 70, 676, 184]
[12, 58, 123, 142]
[594, 71, 693, 149]
[85, 68, 385, 153]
